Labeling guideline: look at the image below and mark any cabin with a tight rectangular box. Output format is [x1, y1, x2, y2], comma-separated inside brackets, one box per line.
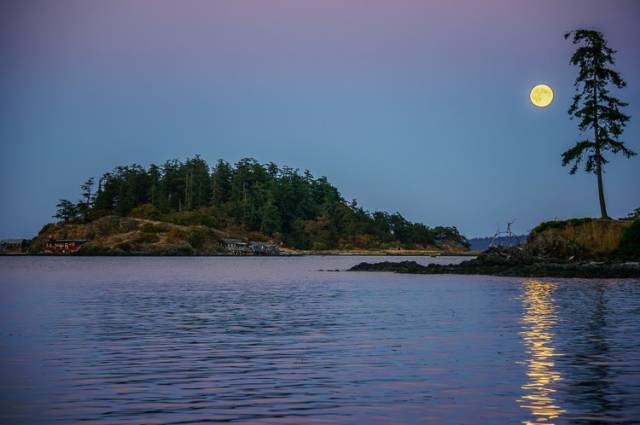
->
[223, 239, 280, 255]
[250, 242, 280, 256]
[222, 238, 249, 255]
[0, 239, 29, 254]
[45, 239, 88, 254]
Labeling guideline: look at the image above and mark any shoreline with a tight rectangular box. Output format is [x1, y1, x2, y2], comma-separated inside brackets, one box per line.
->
[349, 255, 640, 279]
[0, 251, 477, 258]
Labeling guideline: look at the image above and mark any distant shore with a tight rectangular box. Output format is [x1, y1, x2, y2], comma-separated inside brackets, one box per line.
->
[0, 250, 476, 257]
[283, 248, 476, 257]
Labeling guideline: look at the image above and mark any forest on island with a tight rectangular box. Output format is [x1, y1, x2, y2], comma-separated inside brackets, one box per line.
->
[54, 157, 468, 250]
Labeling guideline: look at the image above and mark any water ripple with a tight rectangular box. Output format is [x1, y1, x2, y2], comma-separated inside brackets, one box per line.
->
[1, 257, 639, 424]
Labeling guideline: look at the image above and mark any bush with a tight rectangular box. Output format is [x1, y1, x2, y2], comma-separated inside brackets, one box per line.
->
[185, 227, 212, 249]
[167, 227, 187, 241]
[129, 204, 161, 220]
[618, 219, 640, 258]
[162, 208, 220, 228]
[529, 218, 597, 239]
[141, 222, 167, 233]
[311, 241, 329, 251]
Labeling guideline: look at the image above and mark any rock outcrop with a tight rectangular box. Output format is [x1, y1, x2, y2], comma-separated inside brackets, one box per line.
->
[349, 245, 640, 278]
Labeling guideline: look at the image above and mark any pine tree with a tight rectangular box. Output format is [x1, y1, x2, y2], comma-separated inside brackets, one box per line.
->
[78, 177, 95, 221]
[54, 199, 79, 222]
[562, 29, 636, 218]
[211, 159, 232, 206]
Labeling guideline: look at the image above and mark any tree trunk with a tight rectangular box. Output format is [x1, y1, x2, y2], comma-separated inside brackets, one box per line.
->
[592, 61, 609, 219]
[594, 145, 609, 219]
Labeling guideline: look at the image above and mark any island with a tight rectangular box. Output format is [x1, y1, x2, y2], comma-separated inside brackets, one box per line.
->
[20, 157, 470, 256]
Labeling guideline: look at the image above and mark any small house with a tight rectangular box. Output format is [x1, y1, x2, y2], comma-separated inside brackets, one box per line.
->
[250, 242, 280, 256]
[223, 238, 249, 255]
[45, 239, 88, 254]
[0, 239, 28, 254]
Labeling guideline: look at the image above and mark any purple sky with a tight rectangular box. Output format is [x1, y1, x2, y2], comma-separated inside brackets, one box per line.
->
[1, 0, 639, 238]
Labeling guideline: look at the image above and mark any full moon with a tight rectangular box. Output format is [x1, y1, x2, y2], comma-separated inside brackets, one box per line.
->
[530, 84, 554, 107]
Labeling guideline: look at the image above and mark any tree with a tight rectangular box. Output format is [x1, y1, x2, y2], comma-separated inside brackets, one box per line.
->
[148, 164, 168, 212]
[211, 159, 232, 206]
[54, 199, 79, 222]
[93, 172, 116, 212]
[260, 195, 282, 235]
[563, 29, 636, 219]
[184, 155, 211, 210]
[80, 177, 95, 206]
[78, 177, 95, 221]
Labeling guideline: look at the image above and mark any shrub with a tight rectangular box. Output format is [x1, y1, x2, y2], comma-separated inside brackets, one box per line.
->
[311, 241, 329, 251]
[141, 223, 167, 233]
[529, 218, 597, 240]
[162, 208, 220, 228]
[129, 204, 161, 220]
[185, 227, 211, 249]
[167, 228, 187, 241]
[618, 219, 640, 258]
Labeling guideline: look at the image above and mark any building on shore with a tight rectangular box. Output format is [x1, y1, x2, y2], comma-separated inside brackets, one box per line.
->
[0, 239, 29, 254]
[250, 242, 280, 255]
[223, 239, 280, 255]
[222, 239, 249, 255]
[45, 239, 88, 254]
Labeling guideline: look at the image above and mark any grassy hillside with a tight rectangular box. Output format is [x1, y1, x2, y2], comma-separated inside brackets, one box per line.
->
[31, 215, 226, 255]
[31, 213, 470, 255]
[528, 218, 636, 259]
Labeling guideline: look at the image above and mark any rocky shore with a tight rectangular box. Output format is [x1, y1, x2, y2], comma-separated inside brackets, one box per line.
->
[349, 246, 640, 278]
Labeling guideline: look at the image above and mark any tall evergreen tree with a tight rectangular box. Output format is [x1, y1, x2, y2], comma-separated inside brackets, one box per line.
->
[93, 172, 116, 212]
[148, 164, 168, 212]
[78, 177, 95, 221]
[184, 155, 211, 209]
[80, 178, 95, 206]
[211, 159, 232, 206]
[161, 160, 185, 211]
[563, 29, 635, 218]
[260, 194, 282, 234]
[54, 199, 79, 222]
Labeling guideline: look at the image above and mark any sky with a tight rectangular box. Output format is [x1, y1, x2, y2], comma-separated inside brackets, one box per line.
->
[1, 0, 639, 238]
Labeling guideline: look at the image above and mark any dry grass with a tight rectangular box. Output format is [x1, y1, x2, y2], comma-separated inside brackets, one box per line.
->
[530, 219, 633, 256]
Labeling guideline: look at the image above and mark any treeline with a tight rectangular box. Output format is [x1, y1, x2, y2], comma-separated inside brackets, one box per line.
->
[55, 156, 468, 250]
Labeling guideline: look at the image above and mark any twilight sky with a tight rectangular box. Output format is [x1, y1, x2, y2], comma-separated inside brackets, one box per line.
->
[1, 0, 639, 238]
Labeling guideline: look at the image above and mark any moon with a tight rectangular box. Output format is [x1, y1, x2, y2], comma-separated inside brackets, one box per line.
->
[530, 84, 554, 107]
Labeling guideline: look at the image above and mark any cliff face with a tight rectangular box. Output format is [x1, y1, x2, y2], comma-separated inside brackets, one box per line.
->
[31, 215, 226, 255]
[527, 218, 635, 259]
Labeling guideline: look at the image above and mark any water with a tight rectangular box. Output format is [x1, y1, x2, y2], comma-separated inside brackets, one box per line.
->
[0, 256, 639, 424]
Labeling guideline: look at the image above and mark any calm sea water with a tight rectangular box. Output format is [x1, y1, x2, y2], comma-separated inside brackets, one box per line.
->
[0, 256, 639, 425]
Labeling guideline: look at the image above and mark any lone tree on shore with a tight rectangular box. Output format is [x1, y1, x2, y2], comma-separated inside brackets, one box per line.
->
[563, 29, 635, 219]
